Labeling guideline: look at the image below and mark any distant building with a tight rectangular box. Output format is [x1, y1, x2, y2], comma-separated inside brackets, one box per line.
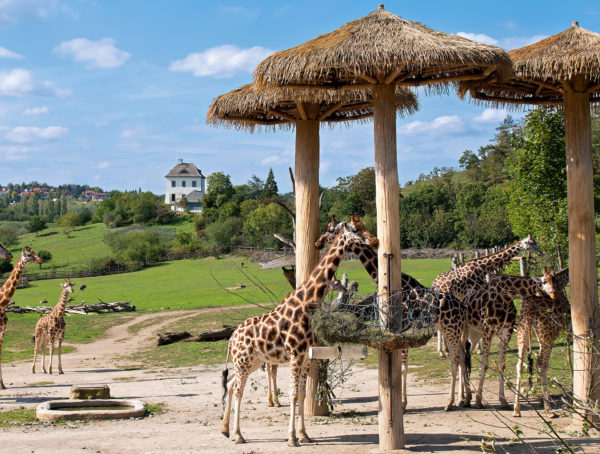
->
[91, 193, 109, 202]
[165, 159, 206, 213]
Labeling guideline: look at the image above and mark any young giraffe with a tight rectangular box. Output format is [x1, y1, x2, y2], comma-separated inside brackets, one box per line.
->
[0, 243, 12, 262]
[432, 235, 542, 356]
[221, 218, 378, 446]
[32, 279, 75, 375]
[463, 271, 556, 408]
[513, 268, 570, 417]
[316, 215, 470, 410]
[0, 247, 43, 388]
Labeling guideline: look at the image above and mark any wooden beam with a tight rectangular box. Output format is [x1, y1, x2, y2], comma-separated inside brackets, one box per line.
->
[317, 102, 344, 121]
[267, 108, 296, 122]
[296, 100, 308, 120]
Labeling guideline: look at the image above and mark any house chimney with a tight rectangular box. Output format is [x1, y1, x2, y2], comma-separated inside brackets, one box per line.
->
[178, 158, 183, 164]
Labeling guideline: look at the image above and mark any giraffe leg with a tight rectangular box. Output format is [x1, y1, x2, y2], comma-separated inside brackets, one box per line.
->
[475, 333, 492, 408]
[297, 360, 312, 444]
[0, 328, 5, 389]
[271, 364, 281, 407]
[513, 324, 531, 417]
[232, 368, 249, 444]
[437, 330, 446, 357]
[497, 327, 512, 408]
[288, 358, 301, 447]
[537, 342, 554, 413]
[401, 349, 408, 411]
[48, 337, 55, 375]
[221, 371, 235, 438]
[57, 331, 65, 374]
[464, 330, 482, 407]
[444, 333, 464, 411]
[41, 338, 47, 374]
[32, 333, 41, 374]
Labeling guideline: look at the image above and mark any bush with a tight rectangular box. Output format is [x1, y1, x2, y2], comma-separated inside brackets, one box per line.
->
[37, 250, 52, 269]
[88, 256, 125, 273]
[0, 224, 18, 246]
[105, 230, 169, 264]
[0, 260, 13, 276]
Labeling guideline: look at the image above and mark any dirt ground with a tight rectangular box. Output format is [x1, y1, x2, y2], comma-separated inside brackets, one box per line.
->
[1, 310, 599, 454]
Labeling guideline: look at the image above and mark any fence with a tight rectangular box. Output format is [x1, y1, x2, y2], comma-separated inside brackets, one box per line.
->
[235, 245, 295, 256]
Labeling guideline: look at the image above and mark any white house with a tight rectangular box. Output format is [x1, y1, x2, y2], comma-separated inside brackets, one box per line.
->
[165, 159, 206, 213]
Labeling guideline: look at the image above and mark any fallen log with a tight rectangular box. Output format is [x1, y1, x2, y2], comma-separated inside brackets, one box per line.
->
[5, 301, 135, 315]
[157, 325, 236, 346]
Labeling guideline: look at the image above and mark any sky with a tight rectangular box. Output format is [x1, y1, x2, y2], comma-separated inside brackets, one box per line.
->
[0, 0, 598, 194]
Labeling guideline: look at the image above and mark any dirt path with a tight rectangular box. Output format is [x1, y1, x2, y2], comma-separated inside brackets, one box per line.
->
[0, 310, 598, 453]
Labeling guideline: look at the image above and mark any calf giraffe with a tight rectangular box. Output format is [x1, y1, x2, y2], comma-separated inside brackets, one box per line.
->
[0, 247, 43, 388]
[0, 243, 12, 262]
[463, 272, 555, 408]
[221, 218, 378, 446]
[316, 215, 470, 410]
[32, 279, 75, 375]
[513, 268, 569, 417]
[432, 235, 542, 356]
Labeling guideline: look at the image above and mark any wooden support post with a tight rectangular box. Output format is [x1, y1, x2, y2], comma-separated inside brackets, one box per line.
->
[519, 257, 527, 277]
[564, 81, 600, 425]
[373, 83, 404, 450]
[295, 107, 329, 417]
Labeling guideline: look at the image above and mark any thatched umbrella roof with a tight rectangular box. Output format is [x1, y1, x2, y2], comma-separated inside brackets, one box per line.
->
[206, 83, 418, 132]
[458, 22, 600, 106]
[254, 5, 512, 91]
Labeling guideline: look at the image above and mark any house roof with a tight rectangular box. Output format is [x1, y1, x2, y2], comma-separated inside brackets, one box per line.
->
[165, 162, 205, 178]
[184, 190, 204, 203]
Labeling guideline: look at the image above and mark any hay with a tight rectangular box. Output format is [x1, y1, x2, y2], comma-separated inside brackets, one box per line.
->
[311, 289, 439, 351]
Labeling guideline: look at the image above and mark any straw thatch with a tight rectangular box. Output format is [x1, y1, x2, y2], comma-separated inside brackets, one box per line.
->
[458, 22, 600, 107]
[253, 5, 512, 92]
[206, 83, 418, 132]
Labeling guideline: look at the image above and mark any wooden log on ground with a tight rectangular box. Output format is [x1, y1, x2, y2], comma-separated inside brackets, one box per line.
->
[156, 325, 236, 346]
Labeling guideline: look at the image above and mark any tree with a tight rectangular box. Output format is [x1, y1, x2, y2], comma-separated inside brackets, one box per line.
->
[505, 108, 568, 264]
[203, 172, 235, 209]
[58, 211, 83, 231]
[37, 250, 52, 269]
[263, 169, 278, 198]
[0, 224, 18, 246]
[242, 203, 293, 248]
[27, 215, 47, 235]
[246, 175, 265, 199]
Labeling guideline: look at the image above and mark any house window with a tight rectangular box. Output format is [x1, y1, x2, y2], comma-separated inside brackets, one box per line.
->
[192, 180, 197, 187]
[182, 181, 186, 188]
[171, 181, 176, 187]
[171, 194, 175, 202]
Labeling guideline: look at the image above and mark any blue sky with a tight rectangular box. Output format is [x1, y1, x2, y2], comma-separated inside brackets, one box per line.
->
[0, 0, 598, 194]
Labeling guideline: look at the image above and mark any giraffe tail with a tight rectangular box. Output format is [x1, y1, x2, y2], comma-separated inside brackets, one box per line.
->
[221, 342, 231, 407]
[527, 352, 534, 389]
[464, 340, 472, 377]
[31, 335, 35, 344]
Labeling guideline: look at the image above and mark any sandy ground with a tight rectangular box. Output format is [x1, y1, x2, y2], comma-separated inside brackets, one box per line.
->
[1, 310, 599, 454]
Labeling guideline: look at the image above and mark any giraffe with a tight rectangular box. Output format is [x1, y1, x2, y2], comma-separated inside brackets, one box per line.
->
[316, 214, 470, 410]
[432, 235, 542, 356]
[32, 279, 75, 375]
[0, 243, 12, 262]
[221, 218, 378, 446]
[513, 268, 569, 417]
[0, 246, 43, 388]
[463, 272, 556, 408]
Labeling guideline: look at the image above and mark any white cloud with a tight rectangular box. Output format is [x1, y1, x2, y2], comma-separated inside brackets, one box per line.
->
[121, 127, 143, 139]
[474, 109, 507, 123]
[170, 44, 273, 78]
[260, 154, 288, 166]
[0, 0, 57, 28]
[1, 125, 68, 143]
[399, 115, 464, 135]
[55, 38, 130, 69]
[0, 46, 23, 58]
[22, 105, 49, 116]
[457, 31, 547, 50]
[0, 69, 69, 97]
[457, 32, 498, 46]
[96, 161, 110, 169]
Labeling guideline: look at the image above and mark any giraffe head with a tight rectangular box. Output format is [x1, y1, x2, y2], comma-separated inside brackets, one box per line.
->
[0, 242, 12, 262]
[519, 233, 542, 255]
[22, 246, 43, 264]
[315, 215, 341, 249]
[348, 214, 379, 248]
[541, 267, 557, 300]
[61, 279, 75, 294]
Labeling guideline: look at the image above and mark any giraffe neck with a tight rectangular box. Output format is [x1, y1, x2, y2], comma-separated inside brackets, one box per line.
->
[294, 231, 349, 308]
[468, 241, 523, 274]
[555, 269, 570, 289]
[50, 289, 70, 319]
[350, 243, 378, 283]
[490, 275, 542, 298]
[0, 257, 26, 310]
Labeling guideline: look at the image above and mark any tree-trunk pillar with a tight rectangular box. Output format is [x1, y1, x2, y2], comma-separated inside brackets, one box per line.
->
[564, 82, 600, 425]
[295, 115, 328, 417]
[373, 83, 405, 450]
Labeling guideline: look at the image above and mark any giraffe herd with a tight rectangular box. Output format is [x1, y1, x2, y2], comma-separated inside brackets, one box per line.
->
[220, 215, 572, 446]
[0, 215, 574, 448]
